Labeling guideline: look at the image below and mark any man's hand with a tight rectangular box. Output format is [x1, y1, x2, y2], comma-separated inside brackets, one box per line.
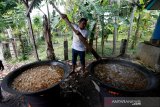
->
[75, 30, 80, 35]
[61, 14, 68, 20]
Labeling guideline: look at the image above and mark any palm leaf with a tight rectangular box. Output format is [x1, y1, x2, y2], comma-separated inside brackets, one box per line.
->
[31, 0, 43, 8]
[27, 0, 43, 12]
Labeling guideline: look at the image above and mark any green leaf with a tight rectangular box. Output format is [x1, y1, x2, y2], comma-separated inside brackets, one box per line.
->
[139, 0, 144, 4]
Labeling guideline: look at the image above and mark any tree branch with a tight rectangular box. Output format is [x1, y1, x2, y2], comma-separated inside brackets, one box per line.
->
[26, 0, 36, 16]
[22, 0, 28, 7]
[37, 7, 46, 16]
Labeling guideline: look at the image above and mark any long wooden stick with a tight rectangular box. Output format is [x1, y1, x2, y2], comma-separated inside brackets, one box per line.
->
[50, 2, 101, 60]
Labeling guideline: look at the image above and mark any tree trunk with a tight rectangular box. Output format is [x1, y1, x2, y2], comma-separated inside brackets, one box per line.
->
[27, 15, 39, 61]
[6, 27, 18, 58]
[43, 15, 56, 60]
[126, 5, 137, 51]
[119, 39, 127, 56]
[45, 1, 55, 60]
[11, 38, 18, 58]
[2, 43, 11, 60]
[100, 1, 105, 56]
[112, 17, 118, 55]
[63, 31, 68, 60]
[23, 0, 39, 61]
[89, 23, 96, 48]
[95, 24, 99, 52]
[27, 27, 31, 44]
[46, 0, 50, 30]
[131, 11, 141, 49]
[18, 33, 25, 57]
[100, 16, 105, 56]
[64, 40, 68, 60]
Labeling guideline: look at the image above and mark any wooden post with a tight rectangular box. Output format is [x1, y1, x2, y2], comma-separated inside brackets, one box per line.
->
[64, 40, 68, 60]
[43, 15, 56, 60]
[119, 39, 127, 56]
[113, 17, 118, 55]
[11, 38, 18, 58]
[2, 42, 11, 60]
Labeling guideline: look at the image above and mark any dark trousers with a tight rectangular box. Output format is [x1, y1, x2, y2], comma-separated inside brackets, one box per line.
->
[72, 49, 85, 66]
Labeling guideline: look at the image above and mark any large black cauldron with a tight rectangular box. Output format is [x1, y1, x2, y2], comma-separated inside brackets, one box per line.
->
[87, 58, 159, 96]
[1, 60, 70, 96]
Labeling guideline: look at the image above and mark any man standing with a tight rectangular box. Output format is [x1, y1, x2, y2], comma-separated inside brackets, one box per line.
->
[61, 14, 88, 74]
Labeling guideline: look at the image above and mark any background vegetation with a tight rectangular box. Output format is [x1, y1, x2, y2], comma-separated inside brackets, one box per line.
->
[0, 0, 159, 63]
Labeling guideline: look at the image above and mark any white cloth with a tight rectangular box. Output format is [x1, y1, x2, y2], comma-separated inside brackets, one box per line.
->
[72, 24, 88, 51]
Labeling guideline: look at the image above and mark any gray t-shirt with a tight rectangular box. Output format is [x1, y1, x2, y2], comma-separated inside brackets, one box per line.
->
[72, 24, 88, 51]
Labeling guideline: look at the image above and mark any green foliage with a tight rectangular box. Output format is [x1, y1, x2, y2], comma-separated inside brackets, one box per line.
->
[3, 48, 11, 60]
[17, 37, 31, 61]
[51, 15, 61, 28]
[12, 4, 26, 30]
[33, 15, 43, 37]
[37, 37, 45, 46]
[0, 0, 17, 15]
[33, 15, 42, 27]
[139, 0, 144, 4]
[0, 33, 7, 41]
[0, 0, 17, 31]
[18, 54, 28, 61]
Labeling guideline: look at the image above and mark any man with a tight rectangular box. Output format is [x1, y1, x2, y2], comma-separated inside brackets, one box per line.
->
[61, 14, 88, 74]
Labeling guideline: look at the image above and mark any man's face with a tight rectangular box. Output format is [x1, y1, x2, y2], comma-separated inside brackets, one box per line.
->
[79, 21, 87, 29]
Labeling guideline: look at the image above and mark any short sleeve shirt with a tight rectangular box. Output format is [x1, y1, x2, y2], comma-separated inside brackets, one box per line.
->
[72, 24, 88, 51]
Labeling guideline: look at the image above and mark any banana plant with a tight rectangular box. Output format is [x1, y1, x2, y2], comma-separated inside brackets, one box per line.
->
[11, 4, 28, 60]
[20, 0, 65, 60]
[0, 0, 17, 32]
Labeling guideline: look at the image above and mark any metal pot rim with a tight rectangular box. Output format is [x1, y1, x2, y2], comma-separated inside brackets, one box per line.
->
[1, 60, 71, 96]
[87, 58, 159, 94]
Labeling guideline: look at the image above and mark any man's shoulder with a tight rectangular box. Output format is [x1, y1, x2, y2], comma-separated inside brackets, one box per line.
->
[72, 24, 78, 28]
[84, 28, 88, 32]
[83, 29, 88, 34]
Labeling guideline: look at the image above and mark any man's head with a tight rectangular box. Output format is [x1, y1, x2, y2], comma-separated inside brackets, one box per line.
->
[78, 18, 88, 30]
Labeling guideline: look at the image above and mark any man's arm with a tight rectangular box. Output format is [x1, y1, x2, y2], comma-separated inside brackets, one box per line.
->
[61, 14, 70, 22]
[61, 14, 80, 35]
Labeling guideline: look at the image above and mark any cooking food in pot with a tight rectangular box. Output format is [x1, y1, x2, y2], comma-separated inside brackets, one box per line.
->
[12, 65, 64, 93]
[94, 64, 148, 90]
